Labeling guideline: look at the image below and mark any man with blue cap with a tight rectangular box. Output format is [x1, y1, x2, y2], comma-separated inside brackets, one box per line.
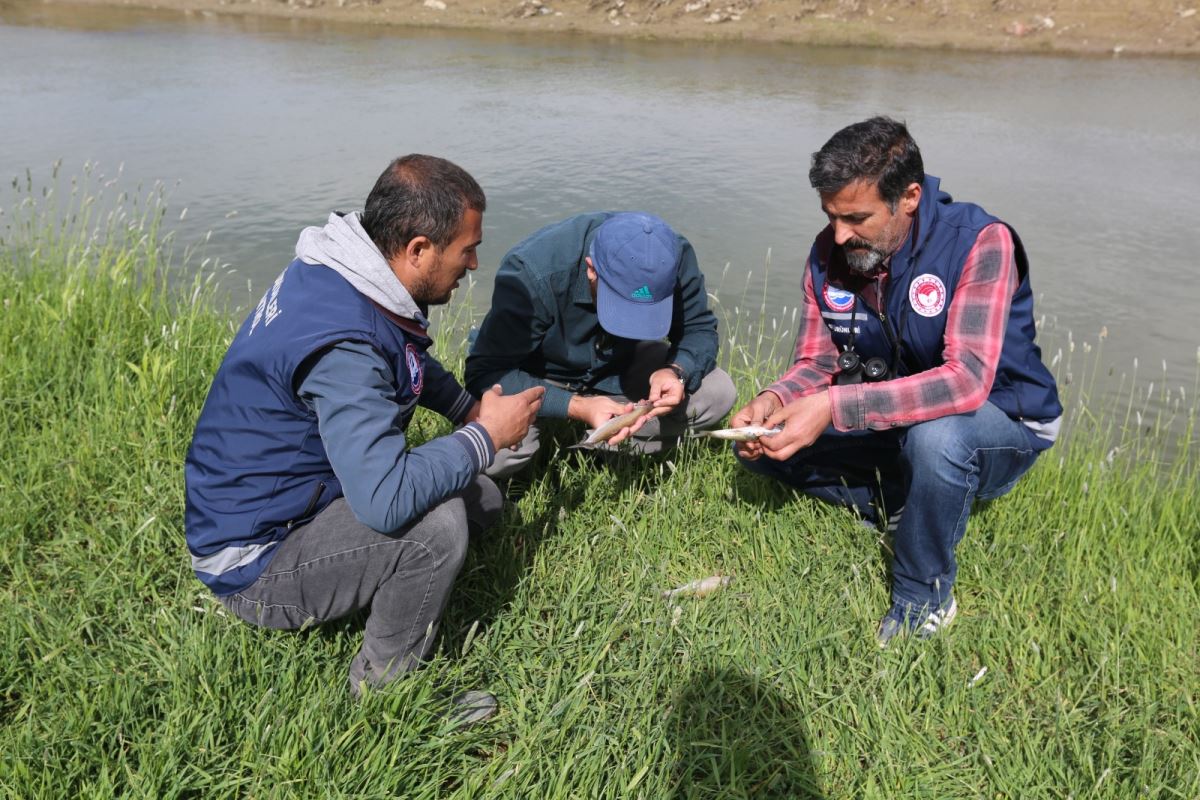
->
[466, 211, 736, 477]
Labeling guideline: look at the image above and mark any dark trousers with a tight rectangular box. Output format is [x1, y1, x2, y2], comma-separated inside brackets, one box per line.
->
[220, 476, 502, 693]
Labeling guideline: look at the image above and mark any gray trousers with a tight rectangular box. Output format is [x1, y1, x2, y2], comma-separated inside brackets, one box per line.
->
[219, 475, 502, 694]
[488, 342, 737, 479]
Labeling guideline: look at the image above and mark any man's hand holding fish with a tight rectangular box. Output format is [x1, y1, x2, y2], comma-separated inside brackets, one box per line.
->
[728, 391, 784, 461]
[759, 392, 833, 461]
[569, 395, 652, 446]
[464, 212, 736, 476]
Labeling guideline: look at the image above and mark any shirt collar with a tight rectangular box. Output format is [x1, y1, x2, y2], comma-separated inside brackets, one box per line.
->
[571, 258, 596, 307]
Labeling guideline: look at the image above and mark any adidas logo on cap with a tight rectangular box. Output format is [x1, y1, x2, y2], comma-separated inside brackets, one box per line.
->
[631, 285, 654, 302]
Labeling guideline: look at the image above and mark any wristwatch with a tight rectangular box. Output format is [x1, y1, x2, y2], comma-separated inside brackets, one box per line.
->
[666, 363, 686, 382]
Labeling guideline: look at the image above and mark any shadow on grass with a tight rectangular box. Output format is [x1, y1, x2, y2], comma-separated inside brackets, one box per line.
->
[669, 666, 823, 799]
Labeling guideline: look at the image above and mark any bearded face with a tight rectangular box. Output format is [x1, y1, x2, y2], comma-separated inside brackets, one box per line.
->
[842, 236, 889, 274]
[407, 209, 483, 306]
[819, 179, 919, 276]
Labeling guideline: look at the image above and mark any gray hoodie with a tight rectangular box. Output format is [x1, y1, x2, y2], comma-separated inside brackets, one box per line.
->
[295, 211, 426, 325]
[289, 211, 493, 530]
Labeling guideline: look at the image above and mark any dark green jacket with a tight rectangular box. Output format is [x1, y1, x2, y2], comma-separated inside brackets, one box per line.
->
[465, 212, 720, 418]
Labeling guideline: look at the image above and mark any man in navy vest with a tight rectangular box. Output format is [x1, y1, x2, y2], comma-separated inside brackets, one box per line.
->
[731, 118, 1061, 647]
[464, 212, 736, 477]
[185, 155, 544, 716]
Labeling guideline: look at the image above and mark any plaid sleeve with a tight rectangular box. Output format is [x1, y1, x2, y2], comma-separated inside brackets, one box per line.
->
[828, 223, 1017, 431]
[764, 262, 838, 404]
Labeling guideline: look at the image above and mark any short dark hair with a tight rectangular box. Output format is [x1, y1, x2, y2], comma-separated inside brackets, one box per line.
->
[808, 117, 924, 209]
[361, 154, 486, 259]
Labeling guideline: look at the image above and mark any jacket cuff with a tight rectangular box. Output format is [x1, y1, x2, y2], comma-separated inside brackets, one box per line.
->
[446, 388, 476, 425]
[671, 353, 701, 393]
[451, 422, 496, 471]
[537, 385, 575, 418]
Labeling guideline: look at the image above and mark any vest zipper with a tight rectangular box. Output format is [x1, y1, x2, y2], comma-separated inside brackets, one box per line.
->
[875, 280, 900, 358]
[287, 481, 326, 530]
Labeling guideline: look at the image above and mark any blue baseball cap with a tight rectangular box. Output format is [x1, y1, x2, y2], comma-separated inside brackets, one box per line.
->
[589, 212, 682, 341]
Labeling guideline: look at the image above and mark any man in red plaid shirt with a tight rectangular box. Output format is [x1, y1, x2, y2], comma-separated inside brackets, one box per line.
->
[732, 117, 1061, 646]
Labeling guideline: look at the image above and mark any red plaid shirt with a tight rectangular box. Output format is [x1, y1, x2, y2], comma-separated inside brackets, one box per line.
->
[765, 223, 1018, 431]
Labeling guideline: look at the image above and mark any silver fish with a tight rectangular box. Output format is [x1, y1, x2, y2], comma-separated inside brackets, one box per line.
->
[571, 403, 655, 449]
[661, 575, 733, 599]
[697, 425, 783, 442]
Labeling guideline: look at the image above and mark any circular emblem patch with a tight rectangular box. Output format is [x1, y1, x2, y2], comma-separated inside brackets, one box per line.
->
[405, 344, 424, 395]
[908, 274, 947, 318]
[823, 284, 856, 313]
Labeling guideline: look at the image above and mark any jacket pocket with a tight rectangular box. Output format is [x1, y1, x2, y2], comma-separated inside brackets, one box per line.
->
[287, 481, 326, 530]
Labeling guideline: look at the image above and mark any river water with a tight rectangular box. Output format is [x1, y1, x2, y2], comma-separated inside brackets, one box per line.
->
[3, 3, 1199, 424]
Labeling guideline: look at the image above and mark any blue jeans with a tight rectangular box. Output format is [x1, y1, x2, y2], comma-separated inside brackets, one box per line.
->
[737, 402, 1042, 611]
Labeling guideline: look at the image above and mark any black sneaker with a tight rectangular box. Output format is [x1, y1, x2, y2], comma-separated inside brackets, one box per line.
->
[876, 595, 957, 649]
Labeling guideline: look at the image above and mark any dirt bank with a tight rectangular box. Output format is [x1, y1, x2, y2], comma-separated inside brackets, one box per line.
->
[29, 0, 1200, 55]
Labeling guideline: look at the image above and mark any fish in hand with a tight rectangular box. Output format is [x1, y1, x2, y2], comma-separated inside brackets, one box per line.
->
[695, 425, 783, 442]
[570, 403, 655, 449]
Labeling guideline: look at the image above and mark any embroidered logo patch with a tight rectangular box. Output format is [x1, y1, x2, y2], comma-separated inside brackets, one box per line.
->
[631, 285, 654, 302]
[909, 274, 947, 318]
[823, 284, 856, 313]
[405, 344, 424, 395]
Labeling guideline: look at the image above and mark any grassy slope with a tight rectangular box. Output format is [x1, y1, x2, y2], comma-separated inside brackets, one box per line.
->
[0, 182, 1197, 798]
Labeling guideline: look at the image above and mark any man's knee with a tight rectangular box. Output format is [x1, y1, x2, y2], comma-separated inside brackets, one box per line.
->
[486, 443, 538, 479]
[901, 414, 977, 471]
[464, 475, 503, 534]
[688, 368, 737, 428]
[484, 425, 541, 479]
[408, 499, 470, 574]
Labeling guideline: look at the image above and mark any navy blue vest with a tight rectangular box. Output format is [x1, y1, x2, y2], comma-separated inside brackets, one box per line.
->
[810, 176, 1061, 435]
[184, 260, 434, 595]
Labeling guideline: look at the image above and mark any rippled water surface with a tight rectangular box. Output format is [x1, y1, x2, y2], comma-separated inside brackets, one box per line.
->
[3, 3, 1199, 416]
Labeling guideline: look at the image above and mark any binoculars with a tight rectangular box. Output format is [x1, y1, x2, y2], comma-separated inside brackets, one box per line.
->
[835, 349, 890, 385]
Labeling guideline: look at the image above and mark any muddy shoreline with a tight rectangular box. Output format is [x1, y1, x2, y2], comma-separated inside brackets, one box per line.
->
[18, 0, 1200, 57]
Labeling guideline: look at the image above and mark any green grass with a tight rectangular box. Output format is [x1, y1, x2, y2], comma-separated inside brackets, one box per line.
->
[1, 177, 1197, 798]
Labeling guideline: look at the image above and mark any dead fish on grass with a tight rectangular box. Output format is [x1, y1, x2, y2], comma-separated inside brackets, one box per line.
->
[570, 403, 655, 449]
[661, 574, 733, 599]
[695, 425, 783, 442]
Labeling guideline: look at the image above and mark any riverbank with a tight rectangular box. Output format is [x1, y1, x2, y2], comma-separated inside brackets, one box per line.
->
[2, 174, 1198, 798]
[22, 0, 1200, 56]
